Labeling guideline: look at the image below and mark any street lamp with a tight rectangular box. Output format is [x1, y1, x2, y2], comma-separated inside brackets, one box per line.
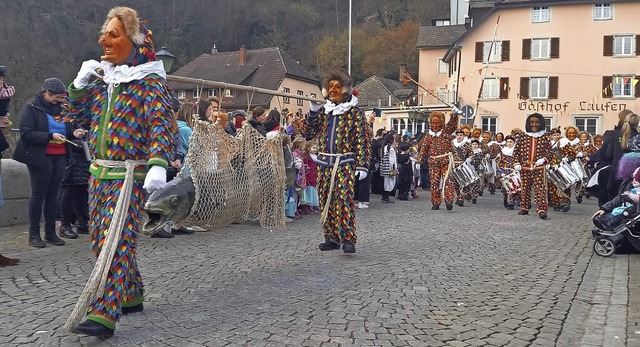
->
[156, 47, 175, 73]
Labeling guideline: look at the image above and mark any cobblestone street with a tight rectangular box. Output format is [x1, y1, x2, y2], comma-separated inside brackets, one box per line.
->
[0, 192, 638, 346]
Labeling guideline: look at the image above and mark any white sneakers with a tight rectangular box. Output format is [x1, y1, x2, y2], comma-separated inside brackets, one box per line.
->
[356, 202, 369, 209]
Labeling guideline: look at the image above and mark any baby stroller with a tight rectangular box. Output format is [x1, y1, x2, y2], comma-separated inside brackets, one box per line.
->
[592, 205, 640, 257]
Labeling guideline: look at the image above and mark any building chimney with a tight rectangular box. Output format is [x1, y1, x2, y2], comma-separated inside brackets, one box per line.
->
[399, 64, 407, 83]
[239, 45, 246, 65]
[211, 43, 218, 54]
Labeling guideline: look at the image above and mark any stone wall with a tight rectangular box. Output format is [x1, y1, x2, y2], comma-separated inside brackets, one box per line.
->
[0, 159, 29, 226]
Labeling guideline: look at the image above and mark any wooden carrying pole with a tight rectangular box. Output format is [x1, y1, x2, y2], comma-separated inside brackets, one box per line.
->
[166, 75, 325, 103]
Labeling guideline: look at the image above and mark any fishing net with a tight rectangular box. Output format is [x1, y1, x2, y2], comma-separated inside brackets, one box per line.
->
[179, 119, 286, 230]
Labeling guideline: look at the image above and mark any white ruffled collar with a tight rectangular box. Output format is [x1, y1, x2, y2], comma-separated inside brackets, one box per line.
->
[525, 130, 546, 138]
[581, 140, 590, 146]
[101, 60, 166, 84]
[567, 138, 580, 146]
[502, 146, 514, 156]
[323, 95, 359, 116]
[452, 138, 466, 148]
[428, 129, 442, 136]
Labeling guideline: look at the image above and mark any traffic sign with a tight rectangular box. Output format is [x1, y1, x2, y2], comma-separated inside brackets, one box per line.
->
[460, 105, 474, 119]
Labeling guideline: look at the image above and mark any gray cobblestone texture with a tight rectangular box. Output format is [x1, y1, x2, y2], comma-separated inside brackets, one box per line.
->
[0, 192, 638, 346]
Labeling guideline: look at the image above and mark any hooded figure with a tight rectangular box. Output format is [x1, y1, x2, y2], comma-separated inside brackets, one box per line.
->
[513, 112, 553, 219]
[65, 6, 174, 338]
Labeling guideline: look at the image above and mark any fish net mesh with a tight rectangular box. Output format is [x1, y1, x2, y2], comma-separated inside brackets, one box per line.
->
[178, 119, 286, 230]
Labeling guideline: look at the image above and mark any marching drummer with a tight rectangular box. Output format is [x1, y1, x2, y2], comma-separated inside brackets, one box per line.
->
[451, 129, 473, 207]
[466, 139, 486, 204]
[548, 127, 577, 213]
[496, 135, 519, 210]
[513, 113, 553, 219]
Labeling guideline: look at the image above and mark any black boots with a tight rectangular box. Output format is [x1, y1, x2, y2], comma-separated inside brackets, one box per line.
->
[342, 240, 356, 253]
[60, 225, 78, 239]
[122, 303, 144, 315]
[44, 226, 65, 246]
[318, 240, 341, 251]
[28, 228, 46, 248]
[71, 320, 114, 338]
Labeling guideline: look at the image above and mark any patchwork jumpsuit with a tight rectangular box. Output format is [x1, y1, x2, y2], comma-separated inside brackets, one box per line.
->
[65, 74, 174, 330]
[308, 105, 370, 245]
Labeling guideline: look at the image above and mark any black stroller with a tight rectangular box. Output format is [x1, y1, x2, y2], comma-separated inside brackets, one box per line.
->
[592, 205, 640, 257]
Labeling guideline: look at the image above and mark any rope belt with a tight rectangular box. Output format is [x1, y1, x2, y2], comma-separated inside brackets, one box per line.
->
[431, 152, 454, 190]
[65, 159, 147, 330]
[318, 152, 354, 225]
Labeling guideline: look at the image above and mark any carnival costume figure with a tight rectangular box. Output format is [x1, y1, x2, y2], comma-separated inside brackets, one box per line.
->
[305, 67, 370, 254]
[548, 128, 576, 212]
[513, 113, 553, 219]
[496, 135, 518, 210]
[573, 129, 596, 202]
[451, 129, 472, 206]
[65, 7, 174, 337]
[419, 111, 458, 210]
[466, 139, 486, 204]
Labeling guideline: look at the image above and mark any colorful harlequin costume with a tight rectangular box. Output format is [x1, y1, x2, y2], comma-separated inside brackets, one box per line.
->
[65, 7, 173, 336]
[513, 113, 553, 218]
[306, 67, 370, 253]
[548, 135, 576, 210]
[418, 112, 458, 209]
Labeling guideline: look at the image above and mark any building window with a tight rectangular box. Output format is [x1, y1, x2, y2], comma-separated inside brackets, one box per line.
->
[543, 116, 554, 130]
[613, 35, 633, 56]
[481, 78, 500, 100]
[192, 89, 201, 99]
[529, 77, 549, 99]
[574, 117, 599, 134]
[283, 87, 290, 104]
[483, 40, 502, 63]
[613, 75, 634, 97]
[224, 89, 233, 97]
[593, 3, 612, 20]
[208, 89, 217, 97]
[177, 90, 186, 99]
[437, 59, 448, 74]
[532, 6, 550, 23]
[310, 93, 317, 99]
[531, 38, 551, 59]
[481, 116, 497, 133]
[296, 90, 304, 106]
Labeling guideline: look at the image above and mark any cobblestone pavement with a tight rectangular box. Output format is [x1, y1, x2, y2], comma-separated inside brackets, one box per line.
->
[0, 191, 639, 346]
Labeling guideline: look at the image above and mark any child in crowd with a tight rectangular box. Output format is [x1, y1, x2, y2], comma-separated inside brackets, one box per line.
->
[301, 139, 319, 214]
[396, 143, 413, 200]
[291, 136, 307, 218]
[283, 136, 297, 221]
[592, 166, 640, 231]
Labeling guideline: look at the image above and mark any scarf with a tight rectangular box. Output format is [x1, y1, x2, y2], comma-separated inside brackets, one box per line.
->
[36, 93, 62, 117]
[323, 95, 358, 116]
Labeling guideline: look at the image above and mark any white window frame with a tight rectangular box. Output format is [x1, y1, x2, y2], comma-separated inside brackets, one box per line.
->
[192, 89, 200, 99]
[224, 89, 233, 97]
[541, 115, 555, 130]
[283, 87, 290, 104]
[529, 77, 549, 99]
[481, 78, 500, 100]
[483, 40, 502, 63]
[613, 75, 634, 98]
[531, 38, 551, 59]
[593, 3, 612, 20]
[177, 90, 186, 99]
[480, 116, 498, 133]
[574, 115, 600, 134]
[532, 6, 550, 23]
[208, 89, 217, 97]
[613, 35, 634, 56]
[437, 59, 449, 74]
[309, 92, 317, 100]
[296, 90, 304, 106]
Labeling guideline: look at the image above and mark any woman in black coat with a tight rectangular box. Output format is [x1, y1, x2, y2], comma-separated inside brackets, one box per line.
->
[13, 78, 87, 248]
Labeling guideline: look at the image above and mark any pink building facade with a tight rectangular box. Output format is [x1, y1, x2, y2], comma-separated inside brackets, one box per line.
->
[418, 0, 640, 135]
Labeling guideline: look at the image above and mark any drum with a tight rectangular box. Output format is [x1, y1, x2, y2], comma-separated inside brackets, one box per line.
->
[453, 161, 481, 187]
[547, 163, 580, 190]
[481, 157, 495, 178]
[570, 160, 588, 179]
[499, 171, 521, 194]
